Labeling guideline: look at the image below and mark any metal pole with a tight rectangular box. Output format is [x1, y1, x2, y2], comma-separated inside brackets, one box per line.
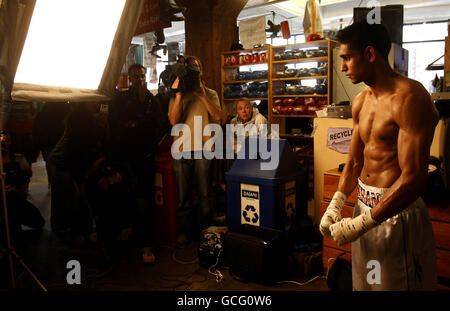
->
[0, 141, 16, 289]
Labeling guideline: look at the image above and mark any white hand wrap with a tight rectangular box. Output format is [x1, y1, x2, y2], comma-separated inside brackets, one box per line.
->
[329, 209, 379, 246]
[319, 191, 347, 238]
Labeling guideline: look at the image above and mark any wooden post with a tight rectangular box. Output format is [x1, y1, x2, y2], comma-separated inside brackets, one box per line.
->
[175, 0, 248, 116]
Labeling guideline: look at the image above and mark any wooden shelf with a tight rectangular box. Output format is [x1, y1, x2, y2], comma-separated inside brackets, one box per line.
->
[223, 79, 268, 84]
[222, 46, 270, 55]
[272, 94, 327, 97]
[271, 40, 331, 50]
[268, 40, 337, 144]
[272, 76, 327, 81]
[221, 40, 335, 152]
[223, 62, 268, 69]
[273, 114, 315, 118]
[272, 57, 327, 64]
[224, 98, 268, 101]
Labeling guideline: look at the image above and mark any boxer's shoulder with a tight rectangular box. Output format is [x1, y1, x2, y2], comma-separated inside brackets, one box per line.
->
[352, 89, 370, 120]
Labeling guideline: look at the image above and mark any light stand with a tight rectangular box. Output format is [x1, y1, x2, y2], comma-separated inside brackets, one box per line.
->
[0, 134, 47, 291]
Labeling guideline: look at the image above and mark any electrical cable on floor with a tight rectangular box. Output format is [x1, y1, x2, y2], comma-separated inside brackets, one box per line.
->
[172, 250, 199, 265]
[208, 249, 224, 283]
[159, 250, 209, 290]
[276, 275, 326, 286]
[275, 257, 335, 288]
[173, 250, 199, 265]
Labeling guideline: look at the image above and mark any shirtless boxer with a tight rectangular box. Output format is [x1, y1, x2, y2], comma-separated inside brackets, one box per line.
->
[319, 21, 439, 290]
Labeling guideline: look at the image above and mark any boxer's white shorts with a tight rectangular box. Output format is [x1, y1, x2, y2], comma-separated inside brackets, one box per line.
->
[352, 178, 437, 290]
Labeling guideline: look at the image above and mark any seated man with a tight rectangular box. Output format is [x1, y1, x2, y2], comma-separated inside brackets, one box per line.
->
[230, 98, 268, 154]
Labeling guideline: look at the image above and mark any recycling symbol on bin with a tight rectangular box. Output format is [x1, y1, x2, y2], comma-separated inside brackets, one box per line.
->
[243, 205, 259, 224]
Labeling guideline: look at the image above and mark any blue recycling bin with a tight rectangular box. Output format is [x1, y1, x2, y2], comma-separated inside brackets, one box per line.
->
[225, 138, 308, 231]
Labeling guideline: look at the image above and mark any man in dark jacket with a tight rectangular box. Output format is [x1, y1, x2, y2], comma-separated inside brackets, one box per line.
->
[108, 64, 165, 264]
[32, 102, 70, 187]
[49, 103, 105, 242]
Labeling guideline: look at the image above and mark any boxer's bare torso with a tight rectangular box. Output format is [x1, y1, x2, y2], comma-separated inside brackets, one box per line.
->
[354, 75, 439, 189]
[336, 45, 439, 221]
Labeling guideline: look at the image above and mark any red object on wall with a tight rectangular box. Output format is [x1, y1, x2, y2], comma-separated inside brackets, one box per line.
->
[134, 0, 171, 36]
[231, 55, 239, 65]
[317, 98, 328, 106]
[252, 53, 260, 63]
[260, 52, 267, 62]
[225, 55, 231, 66]
[273, 105, 282, 114]
[282, 98, 295, 105]
[294, 104, 306, 115]
[306, 34, 322, 42]
[281, 21, 291, 39]
[154, 135, 178, 246]
[305, 97, 316, 106]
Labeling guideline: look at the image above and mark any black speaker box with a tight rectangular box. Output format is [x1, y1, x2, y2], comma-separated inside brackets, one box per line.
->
[223, 224, 288, 283]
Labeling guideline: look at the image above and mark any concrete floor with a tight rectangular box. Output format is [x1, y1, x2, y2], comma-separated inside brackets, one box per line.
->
[1, 159, 329, 292]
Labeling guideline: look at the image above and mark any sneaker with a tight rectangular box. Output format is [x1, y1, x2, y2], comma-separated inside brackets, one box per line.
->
[141, 247, 156, 265]
[175, 234, 190, 249]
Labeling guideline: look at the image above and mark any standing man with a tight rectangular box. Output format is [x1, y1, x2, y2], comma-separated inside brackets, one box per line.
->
[32, 102, 70, 232]
[109, 64, 165, 264]
[319, 21, 439, 290]
[168, 56, 222, 248]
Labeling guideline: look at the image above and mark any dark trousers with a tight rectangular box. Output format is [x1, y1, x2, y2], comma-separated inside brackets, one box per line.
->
[50, 170, 72, 229]
[172, 154, 212, 238]
[51, 169, 94, 235]
[93, 183, 134, 250]
[129, 156, 156, 249]
[71, 175, 95, 236]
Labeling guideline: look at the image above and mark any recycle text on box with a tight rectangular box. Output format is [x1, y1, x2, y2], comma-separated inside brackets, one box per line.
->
[327, 127, 353, 154]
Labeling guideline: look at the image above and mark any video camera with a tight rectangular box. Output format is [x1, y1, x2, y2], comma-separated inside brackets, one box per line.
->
[166, 60, 202, 95]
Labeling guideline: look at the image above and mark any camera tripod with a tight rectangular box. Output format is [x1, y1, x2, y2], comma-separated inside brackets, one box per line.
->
[0, 146, 47, 291]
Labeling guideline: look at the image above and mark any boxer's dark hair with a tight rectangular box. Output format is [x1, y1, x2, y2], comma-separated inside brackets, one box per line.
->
[336, 20, 391, 60]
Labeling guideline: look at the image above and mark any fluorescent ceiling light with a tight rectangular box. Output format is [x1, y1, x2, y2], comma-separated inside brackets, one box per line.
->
[273, 0, 307, 17]
[272, 0, 349, 16]
[320, 0, 351, 5]
[14, 0, 126, 90]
